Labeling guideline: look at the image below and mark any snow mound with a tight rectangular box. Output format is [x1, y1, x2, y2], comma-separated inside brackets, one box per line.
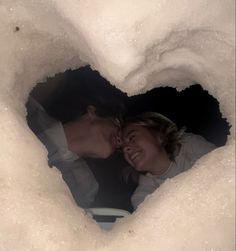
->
[0, 0, 235, 250]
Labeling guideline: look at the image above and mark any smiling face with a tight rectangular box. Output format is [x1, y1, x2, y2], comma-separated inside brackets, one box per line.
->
[122, 123, 165, 172]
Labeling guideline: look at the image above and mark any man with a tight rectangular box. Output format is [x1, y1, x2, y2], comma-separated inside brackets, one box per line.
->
[27, 94, 123, 208]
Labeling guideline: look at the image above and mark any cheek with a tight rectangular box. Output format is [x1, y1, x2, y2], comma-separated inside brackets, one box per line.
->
[141, 141, 159, 159]
[95, 126, 110, 143]
[124, 152, 133, 166]
[138, 138, 153, 150]
[97, 141, 112, 155]
[87, 134, 112, 158]
[100, 124, 114, 141]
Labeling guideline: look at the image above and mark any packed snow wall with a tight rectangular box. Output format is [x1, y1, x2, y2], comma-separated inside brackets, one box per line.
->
[0, 1, 235, 251]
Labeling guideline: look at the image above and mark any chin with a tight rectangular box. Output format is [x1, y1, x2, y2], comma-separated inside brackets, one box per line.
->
[134, 164, 146, 172]
[100, 148, 113, 159]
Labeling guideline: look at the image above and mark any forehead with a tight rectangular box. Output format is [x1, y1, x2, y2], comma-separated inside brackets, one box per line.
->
[123, 123, 144, 136]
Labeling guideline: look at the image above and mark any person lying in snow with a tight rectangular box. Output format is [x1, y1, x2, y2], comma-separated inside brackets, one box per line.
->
[122, 112, 216, 209]
[26, 95, 122, 208]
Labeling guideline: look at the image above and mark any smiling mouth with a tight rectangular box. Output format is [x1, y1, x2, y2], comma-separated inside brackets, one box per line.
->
[130, 151, 142, 163]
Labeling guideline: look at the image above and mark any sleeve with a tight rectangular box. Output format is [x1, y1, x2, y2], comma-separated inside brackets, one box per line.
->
[131, 174, 159, 210]
[26, 96, 56, 134]
[55, 159, 99, 208]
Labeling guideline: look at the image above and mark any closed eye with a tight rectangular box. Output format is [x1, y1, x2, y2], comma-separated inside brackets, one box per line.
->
[128, 134, 136, 142]
[125, 130, 137, 143]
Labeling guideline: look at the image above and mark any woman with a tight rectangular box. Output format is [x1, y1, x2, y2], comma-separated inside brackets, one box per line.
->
[122, 112, 216, 209]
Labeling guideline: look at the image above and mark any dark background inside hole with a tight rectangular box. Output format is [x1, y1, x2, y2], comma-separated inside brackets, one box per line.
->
[31, 66, 230, 212]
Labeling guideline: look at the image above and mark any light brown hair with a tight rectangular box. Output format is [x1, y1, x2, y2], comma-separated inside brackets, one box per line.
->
[123, 112, 185, 161]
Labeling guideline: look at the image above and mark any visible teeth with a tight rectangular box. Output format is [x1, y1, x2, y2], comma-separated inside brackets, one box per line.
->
[131, 152, 139, 161]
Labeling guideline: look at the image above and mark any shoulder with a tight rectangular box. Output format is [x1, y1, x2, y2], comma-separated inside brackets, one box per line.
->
[181, 132, 206, 143]
[181, 133, 216, 149]
[27, 97, 58, 134]
[177, 132, 216, 167]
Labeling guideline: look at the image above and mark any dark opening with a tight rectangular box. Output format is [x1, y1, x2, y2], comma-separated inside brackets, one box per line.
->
[28, 66, 230, 213]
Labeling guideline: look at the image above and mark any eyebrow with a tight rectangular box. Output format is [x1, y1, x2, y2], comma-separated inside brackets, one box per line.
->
[124, 129, 136, 138]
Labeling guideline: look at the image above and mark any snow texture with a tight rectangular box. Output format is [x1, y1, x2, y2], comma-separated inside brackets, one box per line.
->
[0, 0, 235, 250]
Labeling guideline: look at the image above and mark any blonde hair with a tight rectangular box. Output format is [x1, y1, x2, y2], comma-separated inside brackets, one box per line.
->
[124, 112, 185, 161]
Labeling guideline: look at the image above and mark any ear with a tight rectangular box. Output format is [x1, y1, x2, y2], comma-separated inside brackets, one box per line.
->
[86, 105, 97, 118]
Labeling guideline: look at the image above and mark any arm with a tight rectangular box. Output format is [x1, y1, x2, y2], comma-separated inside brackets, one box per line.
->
[131, 174, 159, 210]
[56, 159, 99, 208]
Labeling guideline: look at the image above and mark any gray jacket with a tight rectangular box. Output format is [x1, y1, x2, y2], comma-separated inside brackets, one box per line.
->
[27, 97, 98, 207]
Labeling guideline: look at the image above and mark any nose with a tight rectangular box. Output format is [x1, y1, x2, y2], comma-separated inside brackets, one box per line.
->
[122, 143, 132, 153]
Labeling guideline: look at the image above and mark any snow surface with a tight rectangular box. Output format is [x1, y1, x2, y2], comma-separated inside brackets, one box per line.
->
[0, 0, 235, 250]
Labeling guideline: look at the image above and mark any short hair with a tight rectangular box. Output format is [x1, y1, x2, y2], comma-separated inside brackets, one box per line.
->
[45, 67, 126, 123]
[123, 112, 185, 161]
[47, 92, 125, 124]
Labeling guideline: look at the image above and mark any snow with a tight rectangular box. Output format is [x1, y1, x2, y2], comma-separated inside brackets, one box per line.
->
[0, 0, 235, 250]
